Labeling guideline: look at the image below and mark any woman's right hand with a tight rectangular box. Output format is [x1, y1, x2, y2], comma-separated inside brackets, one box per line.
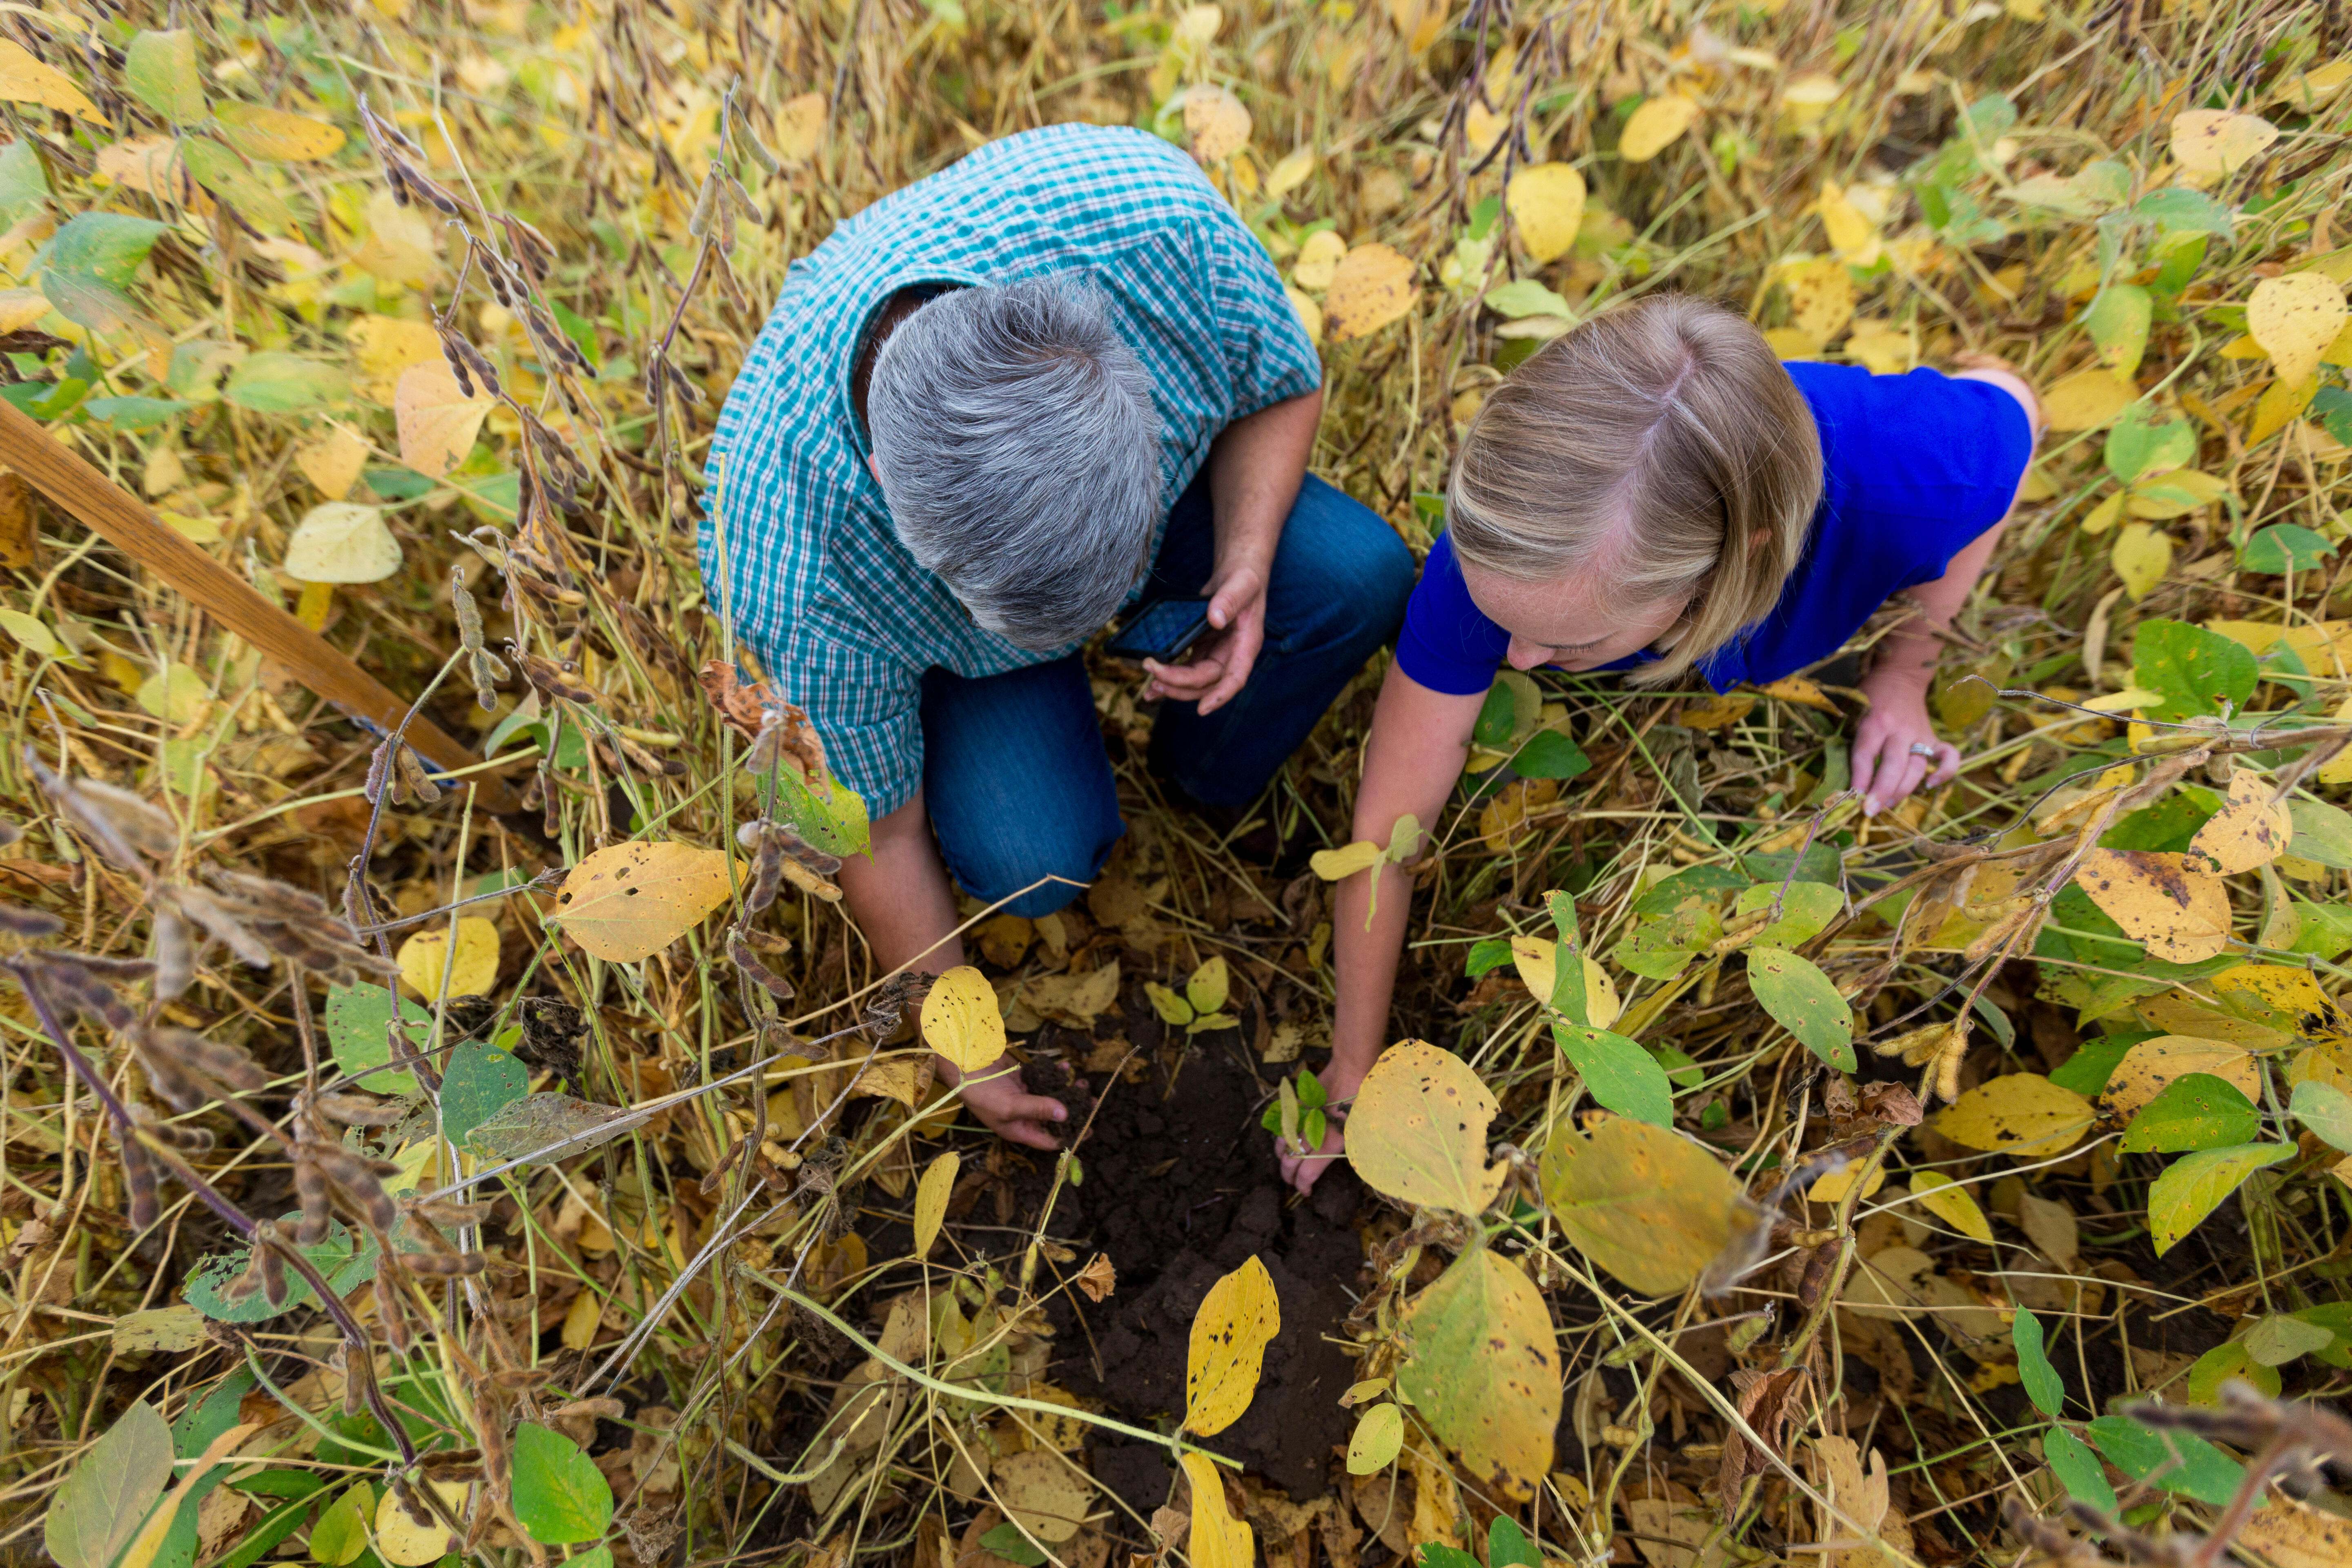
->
[1277, 1062, 1363, 1195]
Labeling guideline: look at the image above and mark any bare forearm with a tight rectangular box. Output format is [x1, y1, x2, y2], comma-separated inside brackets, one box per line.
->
[1330, 862, 1413, 1076]
[1207, 389, 1319, 567]
[1868, 522, 2004, 693]
[832, 791, 972, 1076]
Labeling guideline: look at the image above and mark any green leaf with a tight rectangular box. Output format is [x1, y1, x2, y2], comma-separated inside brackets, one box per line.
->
[2292, 1078, 2352, 1151]
[1396, 1247, 1558, 1502]
[2119, 1073, 2260, 1153]
[509, 1423, 614, 1545]
[1417, 1549, 1479, 1568]
[2243, 1312, 2333, 1368]
[766, 764, 869, 857]
[2133, 618, 2257, 723]
[2288, 796, 2352, 869]
[1465, 937, 1514, 977]
[2103, 401, 2192, 482]
[1733, 881, 1843, 948]
[1745, 947, 1855, 1071]
[2085, 1411, 2245, 1506]
[2239, 524, 2336, 575]
[1512, 728, 1589, 780]
[1545, 890, 1589, 1027]
[2147, 1142, 2294, 1256]
[309, 1484, 373, 1567]
[1554, 1022, 1673, 1127]
[1483, 277, 1575, 319]
[2186, 1339, 2280, 1402]
[182, 1219, 380, 1322]
[326, 983, 427, 1096]
[211, 1493, 318, 1568]
[440, 1038, 529, 1145]
[80, 395, 190, 432]
[47, 1402, 173, 1568]
[2040, 1425, 2117, 1512]
[221, 352, 347, 413]
[2133, 187, 2236, 239]
[180, 139, 296, 234]
[1345, 1402, 1404, 1475]
[124, 30, 207, 122]
[46, 212, 172, 291]
[1473, 681, 1518, 747]
[1488, 1518, 1541, 1568]
[2049, 1033, 2147, 1096]
[0, 137, 50, 226]
[2086, 286, 2154, 382]
[2013, 1305, 2065, 1419]
[978, 1525, 1047, 1567]
[2287, 899, 2352, 961]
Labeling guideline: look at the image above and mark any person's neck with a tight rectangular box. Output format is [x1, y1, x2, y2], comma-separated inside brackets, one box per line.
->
[851, 288, 935, 433]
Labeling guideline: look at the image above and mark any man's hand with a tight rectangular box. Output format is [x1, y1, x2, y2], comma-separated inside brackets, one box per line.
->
[955, 1060, 1069, 1150]
[1143, 556, 1267, 716]
[1276, 1061, 1361, 1195]
[1851, 671, 1961, 816]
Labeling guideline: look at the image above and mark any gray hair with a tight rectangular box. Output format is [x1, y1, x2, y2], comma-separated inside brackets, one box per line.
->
[867, 276, 1162, 650]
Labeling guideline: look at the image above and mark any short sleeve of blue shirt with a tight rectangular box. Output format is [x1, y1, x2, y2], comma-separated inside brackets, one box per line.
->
[1394, 361, 2034, 696]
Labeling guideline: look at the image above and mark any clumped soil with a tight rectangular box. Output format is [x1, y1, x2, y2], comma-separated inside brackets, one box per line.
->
[1016, 1029, 1365, 1517]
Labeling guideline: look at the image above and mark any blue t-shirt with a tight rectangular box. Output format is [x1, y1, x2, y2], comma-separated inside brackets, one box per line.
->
[1395, 361, 2034, 695]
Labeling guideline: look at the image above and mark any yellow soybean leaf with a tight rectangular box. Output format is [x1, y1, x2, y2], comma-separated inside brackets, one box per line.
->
[294, 426, 371, 501]
[559, 1290, 601, 1351]
[2189, 770, 2292, 874]
[396, 917, 501, 1002]
[1815, 180, 1879, 264]
[1619, 94, 1700, 162]
[921, 966, 1006, 1074]
[2236, 1495, 2352, 1568]
[2074, 849, 2232, 963]
[1510, 935, 1557, 1007]
[773, 93, 826, 163]
[0, 40, 100, 120]
[1310, 839, 1383, 881]
[216, 103, 347, 162]
[394, 362, 492, 479]
[285, 502, 402, 584]
[1179, 1452, 1254, 1568]
[1347, 1040, 1505, 1216]
[1266, 146, 1316, 196]
[1184, 85, 1252, 163]
[993, 1449, 1091, 1544]
[1346, 1403, 1404, 1474]
[1291, 228, 1347, 290]
[2170, 109, 2278, 177]
[2111, 523, 2171, 601]
[1187, 955, 1230, 1015]
[1808, 1163, 1885, 1203]
[2042, 368, 2136, 430]
[1906, 1170, 1994, 1243]
[2100, 1036, 2259, 1120]
[913, 1151, 959, 1258]
[1287, 286, 1322, 344]
[2211, 963, 2352, 1042]
[1323, 244, 1417, 342]
[1184, 1254, 1280, 1436]
[2250, 273, 2349, 390]
[347, 315, 445, 403]
[1538, 1115, 1747, 1295]
[1934, 1073, 2096, 1159]
[1506, 162, 1586, 263]
[1782, 258, 1853, 342]
[2249, 375, 2318, 446]
[554, 841, 733, 962]
[1677, 691, 1758, 731]
[0, 608, 65, 662]
[374, 1483, 465, 1567]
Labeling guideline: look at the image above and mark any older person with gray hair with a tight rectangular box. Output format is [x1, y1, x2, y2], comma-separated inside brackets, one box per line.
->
[702, 124, 1413, 1150]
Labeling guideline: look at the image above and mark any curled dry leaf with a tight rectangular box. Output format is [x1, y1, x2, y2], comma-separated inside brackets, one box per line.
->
[553, 841, 733, 962]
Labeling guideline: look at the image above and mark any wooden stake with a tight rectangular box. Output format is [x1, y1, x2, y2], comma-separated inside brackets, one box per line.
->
[0, 401, 519, 814]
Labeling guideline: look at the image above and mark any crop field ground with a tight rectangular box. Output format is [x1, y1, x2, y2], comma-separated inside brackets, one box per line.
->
[2, 2, 2352, 1568]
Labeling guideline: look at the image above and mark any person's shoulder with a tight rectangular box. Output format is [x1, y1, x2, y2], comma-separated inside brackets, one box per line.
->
[1788, 361, 2031, 517]
[961, 124, 1213, 204]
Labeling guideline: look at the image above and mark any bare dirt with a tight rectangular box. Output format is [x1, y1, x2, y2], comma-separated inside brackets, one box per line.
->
[1016, 1029, 1366, 1519]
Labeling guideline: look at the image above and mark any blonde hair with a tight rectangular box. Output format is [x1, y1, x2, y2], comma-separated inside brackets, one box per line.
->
[1447, 295, 1824, 685]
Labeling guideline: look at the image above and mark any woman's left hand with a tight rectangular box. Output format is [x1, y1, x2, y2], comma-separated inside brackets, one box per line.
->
[1851, 674, 1962, 815]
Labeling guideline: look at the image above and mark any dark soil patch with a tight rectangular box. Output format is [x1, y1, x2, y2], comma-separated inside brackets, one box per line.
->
[1015, 1025, 1366, 1516]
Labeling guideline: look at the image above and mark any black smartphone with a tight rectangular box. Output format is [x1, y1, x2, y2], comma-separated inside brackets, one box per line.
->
[1106, 596, 1213, 664]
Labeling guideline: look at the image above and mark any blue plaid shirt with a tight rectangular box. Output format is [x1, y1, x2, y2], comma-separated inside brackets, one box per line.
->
[702, 124, 1322, 818]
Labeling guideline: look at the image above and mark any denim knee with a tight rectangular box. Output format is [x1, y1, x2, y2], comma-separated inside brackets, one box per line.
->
[938, 819, 1122, 919]
[1283, 479, 1418, 648]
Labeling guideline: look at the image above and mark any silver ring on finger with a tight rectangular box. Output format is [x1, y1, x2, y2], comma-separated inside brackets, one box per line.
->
[1907, 742, 1941, 760]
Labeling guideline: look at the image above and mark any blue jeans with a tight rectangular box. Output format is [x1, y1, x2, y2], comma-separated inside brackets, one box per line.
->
[920, 471, 1415, 916]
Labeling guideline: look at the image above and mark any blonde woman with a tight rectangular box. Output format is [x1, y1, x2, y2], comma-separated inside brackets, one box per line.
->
[1283, 294, 2039, 1193]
